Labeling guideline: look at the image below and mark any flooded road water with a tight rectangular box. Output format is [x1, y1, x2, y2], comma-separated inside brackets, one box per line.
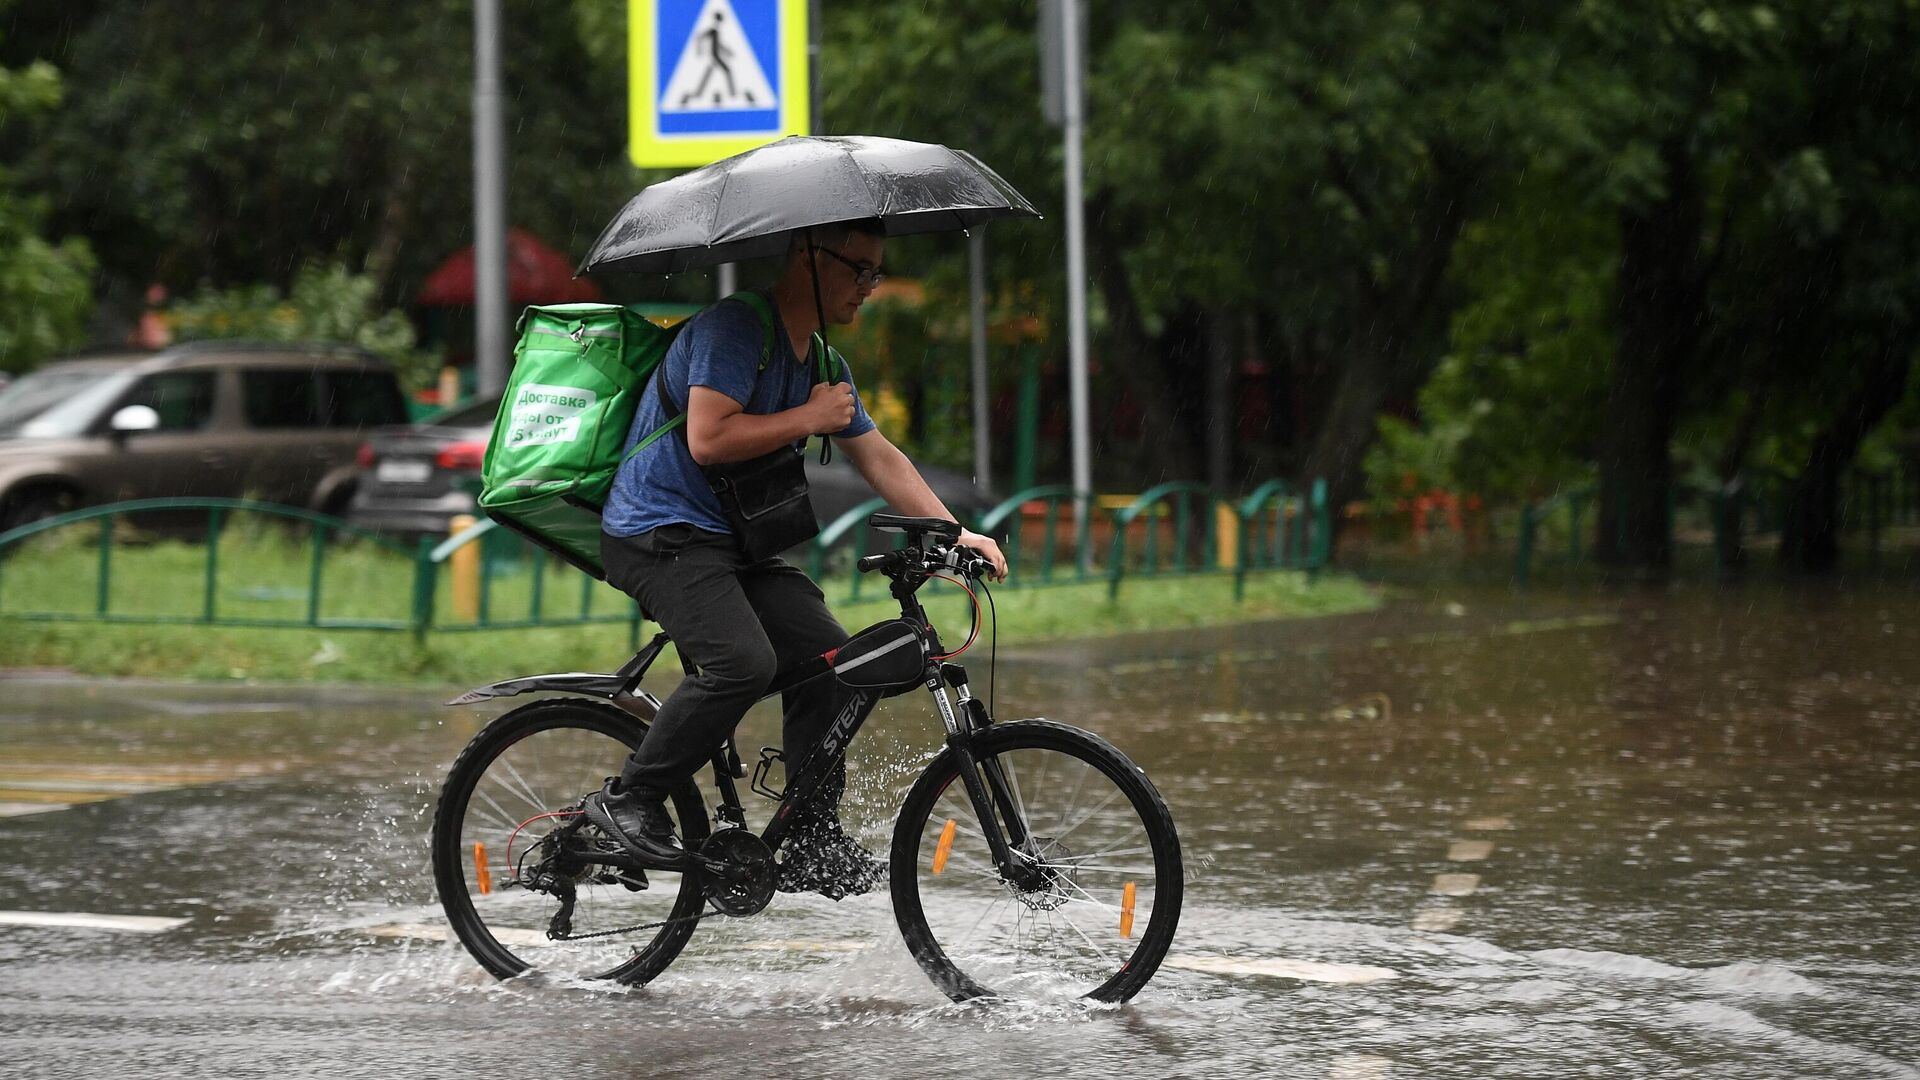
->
[2, 582, 1917, 1078]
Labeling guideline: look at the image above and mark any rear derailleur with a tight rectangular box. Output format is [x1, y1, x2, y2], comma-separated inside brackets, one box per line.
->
[513, 809, 648, 940]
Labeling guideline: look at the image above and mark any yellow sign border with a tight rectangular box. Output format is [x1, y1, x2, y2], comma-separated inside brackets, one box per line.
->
[630, 0, 811, 169]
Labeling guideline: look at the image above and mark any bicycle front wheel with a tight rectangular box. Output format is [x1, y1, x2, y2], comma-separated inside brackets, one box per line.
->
[890, 720, 1182, 1003]
[431, 698, 710, 985]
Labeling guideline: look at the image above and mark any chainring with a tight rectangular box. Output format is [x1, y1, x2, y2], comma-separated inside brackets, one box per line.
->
[700, 828, 777, 916]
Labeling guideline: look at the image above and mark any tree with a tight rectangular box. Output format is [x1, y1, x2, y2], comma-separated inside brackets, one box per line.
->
[0, 25, 93, 372]
[15, 2, 634, 315]
[828, 1, 1551, 500]
[1508, 1, 1920, 573]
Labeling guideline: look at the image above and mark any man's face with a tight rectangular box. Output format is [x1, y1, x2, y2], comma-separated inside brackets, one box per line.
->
[812, 231, 885, 325]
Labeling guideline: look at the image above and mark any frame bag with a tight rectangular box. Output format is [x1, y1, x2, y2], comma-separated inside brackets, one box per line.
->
[829, 619, 930, 692]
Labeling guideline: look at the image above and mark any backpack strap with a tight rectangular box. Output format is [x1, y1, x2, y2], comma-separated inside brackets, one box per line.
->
[727, 290, 779, 371]
[621, 291, 784, 463]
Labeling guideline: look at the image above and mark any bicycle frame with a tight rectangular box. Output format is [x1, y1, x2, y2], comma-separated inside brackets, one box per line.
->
[447, 556, 1034, 880]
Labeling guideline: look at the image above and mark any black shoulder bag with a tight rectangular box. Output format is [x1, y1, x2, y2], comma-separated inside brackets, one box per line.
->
[656, 321, 839, 562]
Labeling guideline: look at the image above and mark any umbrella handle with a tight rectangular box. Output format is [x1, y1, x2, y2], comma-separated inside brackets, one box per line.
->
[805, 225, 838, 467]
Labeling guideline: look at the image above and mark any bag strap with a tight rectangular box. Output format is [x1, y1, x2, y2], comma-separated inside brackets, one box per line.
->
[621, 291, 783, 463]
[729, 290, 779, 373]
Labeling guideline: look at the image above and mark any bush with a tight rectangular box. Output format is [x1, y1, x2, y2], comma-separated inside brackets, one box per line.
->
[169, 262, 436, 391]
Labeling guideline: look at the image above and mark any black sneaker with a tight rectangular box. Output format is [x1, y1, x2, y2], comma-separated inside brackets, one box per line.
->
[778, 817, 886, 900]
[583, 778, 683, 866]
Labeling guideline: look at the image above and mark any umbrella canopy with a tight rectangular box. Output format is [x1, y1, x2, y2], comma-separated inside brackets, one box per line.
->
[417, 228, 604, 306]
[579, 135, 1040, 275]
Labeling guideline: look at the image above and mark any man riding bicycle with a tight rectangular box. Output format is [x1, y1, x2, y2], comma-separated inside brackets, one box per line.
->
[587, 218, 1007, 898]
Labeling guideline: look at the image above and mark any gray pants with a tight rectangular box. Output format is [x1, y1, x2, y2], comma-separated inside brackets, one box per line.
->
[601, 524, 855, 812]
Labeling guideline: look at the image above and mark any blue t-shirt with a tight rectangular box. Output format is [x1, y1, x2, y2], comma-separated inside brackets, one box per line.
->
[602, 294, 875, 538]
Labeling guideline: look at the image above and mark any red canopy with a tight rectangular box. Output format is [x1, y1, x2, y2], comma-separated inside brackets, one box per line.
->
[415, 228, 603, 306]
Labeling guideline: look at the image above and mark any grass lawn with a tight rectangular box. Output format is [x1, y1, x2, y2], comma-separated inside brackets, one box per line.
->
[0, 524, 1376, 687]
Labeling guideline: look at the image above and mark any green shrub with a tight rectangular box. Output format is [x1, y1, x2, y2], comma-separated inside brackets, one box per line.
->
[170, 262, 436, 391]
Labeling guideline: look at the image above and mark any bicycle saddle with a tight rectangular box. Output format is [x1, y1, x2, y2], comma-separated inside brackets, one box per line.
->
[867, 513, 961, 539]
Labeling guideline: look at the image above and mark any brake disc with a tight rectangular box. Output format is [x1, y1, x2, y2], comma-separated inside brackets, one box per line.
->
[700, 828, 777, 916]
[1008, 835, 1074, 911]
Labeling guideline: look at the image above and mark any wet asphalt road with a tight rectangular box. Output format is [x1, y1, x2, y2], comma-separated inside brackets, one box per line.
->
[2, 581, 1917, 1078]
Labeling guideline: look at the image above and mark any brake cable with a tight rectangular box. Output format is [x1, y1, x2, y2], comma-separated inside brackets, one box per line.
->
[927, 572, 982, 660]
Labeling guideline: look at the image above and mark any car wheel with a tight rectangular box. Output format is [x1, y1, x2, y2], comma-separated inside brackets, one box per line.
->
[0, 486, 79, 535]
[318, 482, 357, 523]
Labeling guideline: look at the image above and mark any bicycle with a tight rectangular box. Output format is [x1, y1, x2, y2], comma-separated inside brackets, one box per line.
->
[429, 514, 1183, 1003]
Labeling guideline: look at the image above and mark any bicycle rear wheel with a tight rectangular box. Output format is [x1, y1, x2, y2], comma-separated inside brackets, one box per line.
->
[890, 720, 1182, 1003]
[431, 698, 709, 984]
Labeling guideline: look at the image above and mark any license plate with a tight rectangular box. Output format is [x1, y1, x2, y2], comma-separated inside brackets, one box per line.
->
[375, 459, 433, 484]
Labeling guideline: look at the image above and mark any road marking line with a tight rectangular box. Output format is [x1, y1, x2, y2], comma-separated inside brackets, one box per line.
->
[1447, 840, 1494, 862]
[1463, 816, 1512, 831]
[0, 779, 178, 795]
[360, 922, 869, 954]
[363, 921, 556, 948]
[0, 910, 189, 933]
[0, 766, 268, 784]
[1410, 908, 1463, 932]
[0, 800, 75, 817]
[1163, 955, 1398, 984]
[1431, 873, 1481, 897]
[1330, 1054, 1394, 1079]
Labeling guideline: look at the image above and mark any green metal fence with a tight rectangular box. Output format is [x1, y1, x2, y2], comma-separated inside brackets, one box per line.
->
[1513, 466, 1916, 582]
[0, 482, 1333, 638]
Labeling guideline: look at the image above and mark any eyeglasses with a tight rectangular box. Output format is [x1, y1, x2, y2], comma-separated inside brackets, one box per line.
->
[812, 245, 885, 289]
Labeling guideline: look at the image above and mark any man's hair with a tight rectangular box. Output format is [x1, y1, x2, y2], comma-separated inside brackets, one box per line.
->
[787, 218, 887, 254]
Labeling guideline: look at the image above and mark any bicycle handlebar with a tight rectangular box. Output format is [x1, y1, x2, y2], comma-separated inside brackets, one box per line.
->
[856, 542, 995, 582]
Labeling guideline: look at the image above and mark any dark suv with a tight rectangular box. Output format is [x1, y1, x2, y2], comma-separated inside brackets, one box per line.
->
[0, 342, 410, 532]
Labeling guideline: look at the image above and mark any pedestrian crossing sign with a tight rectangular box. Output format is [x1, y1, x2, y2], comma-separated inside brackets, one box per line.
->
[631, 0, 810, 168]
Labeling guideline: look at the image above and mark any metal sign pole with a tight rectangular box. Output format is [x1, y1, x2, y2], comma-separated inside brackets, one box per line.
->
[969, 228, 991, 491]
[472, 0, 508, 398]
[1060, 0, 1093, 566]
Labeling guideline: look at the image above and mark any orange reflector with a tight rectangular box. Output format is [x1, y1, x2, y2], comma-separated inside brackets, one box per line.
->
[932, 819, 957, 874]
[474, 842, 492, 895]
[1120, 881, 1137, 938]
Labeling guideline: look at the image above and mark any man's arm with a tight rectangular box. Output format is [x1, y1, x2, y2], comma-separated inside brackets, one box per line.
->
[834, 428, 1008, 579]
[685, 383, 852, 466]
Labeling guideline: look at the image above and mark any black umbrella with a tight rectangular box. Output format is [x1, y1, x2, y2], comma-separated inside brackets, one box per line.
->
[578, 135, 1040, 276]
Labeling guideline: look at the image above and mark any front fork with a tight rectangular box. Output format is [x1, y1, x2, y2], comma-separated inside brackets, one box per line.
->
[930, 664, 1035, 883]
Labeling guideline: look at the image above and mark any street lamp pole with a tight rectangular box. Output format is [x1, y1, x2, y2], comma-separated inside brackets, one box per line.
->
[1060, 0, 1092, 565]
[472, 0, 508, 398]
[969, 228, 991, 490]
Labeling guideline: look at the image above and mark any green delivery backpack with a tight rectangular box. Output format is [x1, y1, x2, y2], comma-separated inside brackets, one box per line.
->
[478, 291, 781, 577]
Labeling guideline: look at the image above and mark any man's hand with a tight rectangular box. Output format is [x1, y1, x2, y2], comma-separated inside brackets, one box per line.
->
[803, 382, 856, 434]
[956, 528, 1008, 581]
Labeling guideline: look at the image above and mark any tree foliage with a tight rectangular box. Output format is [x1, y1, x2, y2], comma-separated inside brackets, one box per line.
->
[3, 0, 1917, 572]
[0, 23, 94, 372]
[169, 262, 436, 390]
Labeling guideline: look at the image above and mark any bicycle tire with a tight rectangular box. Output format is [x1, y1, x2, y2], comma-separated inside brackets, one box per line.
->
[431, 698, 710, 984]
[889, 720, 1182, 1003]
